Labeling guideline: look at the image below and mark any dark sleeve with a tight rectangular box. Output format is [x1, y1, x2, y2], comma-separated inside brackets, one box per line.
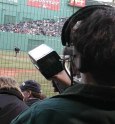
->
[11, 108, 68, 124]
[51, 79, 69, 93]
[35, 109, 68, 124]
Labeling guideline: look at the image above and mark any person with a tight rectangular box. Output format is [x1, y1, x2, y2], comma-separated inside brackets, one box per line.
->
[11, 5, 115, 124]
[0, 76, 28, 124]
[20, 80, 46, 106]
[14, 46, 20, 57]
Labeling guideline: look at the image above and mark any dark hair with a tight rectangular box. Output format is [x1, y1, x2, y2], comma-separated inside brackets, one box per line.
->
[29, 90, 46, 100]
[72, 7, 115, 86]
[31, 91, 41, 98]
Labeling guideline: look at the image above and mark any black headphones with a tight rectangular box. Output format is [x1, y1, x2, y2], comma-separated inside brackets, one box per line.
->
[61, 5, 112, 74]
[61, 5, 112, 47]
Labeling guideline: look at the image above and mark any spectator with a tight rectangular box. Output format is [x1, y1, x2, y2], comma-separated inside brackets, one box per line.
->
[0, 76, 28, 124]
[11, 5, 115, 124]
[20, 80, 46, 106]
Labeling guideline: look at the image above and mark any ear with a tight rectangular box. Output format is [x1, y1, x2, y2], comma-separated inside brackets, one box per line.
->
[27, 90, 32, 98]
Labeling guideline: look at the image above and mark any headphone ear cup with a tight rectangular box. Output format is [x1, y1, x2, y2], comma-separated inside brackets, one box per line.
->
[61, 14, 76, 46]
[61, 5, 112, 46]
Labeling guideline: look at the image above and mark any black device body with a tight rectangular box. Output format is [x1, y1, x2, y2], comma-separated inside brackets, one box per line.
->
[29, 50, 63, 80]
[36, 51, 63, 79]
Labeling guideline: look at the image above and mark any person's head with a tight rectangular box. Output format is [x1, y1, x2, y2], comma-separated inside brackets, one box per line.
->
[20, 80, 42, 101]
[0, 76, 23, 97]
[62, 5, 115, 86]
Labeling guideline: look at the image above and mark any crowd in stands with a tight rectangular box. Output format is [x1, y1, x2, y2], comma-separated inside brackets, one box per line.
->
[0, 18, 67, 37]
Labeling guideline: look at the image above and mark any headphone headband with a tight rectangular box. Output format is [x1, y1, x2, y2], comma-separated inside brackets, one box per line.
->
[61, 5, 112, 46]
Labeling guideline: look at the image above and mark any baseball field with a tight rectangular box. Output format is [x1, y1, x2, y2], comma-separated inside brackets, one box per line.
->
[0, 50, 58, 97]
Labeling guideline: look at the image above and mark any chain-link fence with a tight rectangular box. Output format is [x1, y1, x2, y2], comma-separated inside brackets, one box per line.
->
[0, 0, 112, 97]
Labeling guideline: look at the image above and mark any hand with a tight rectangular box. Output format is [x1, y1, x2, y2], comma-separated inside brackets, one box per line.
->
[52, 70, 71, 86]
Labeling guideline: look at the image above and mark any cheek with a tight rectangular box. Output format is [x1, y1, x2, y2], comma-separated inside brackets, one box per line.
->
[72, 57, 81, 76]
[22, 91, 30, 100]
[73, 57, 79, 68]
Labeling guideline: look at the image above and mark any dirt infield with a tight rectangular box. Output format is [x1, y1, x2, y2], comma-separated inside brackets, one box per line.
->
[0, 68, 35, 77]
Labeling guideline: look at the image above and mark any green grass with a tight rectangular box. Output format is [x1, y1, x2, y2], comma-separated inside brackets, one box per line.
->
[0, 50, 33, 69]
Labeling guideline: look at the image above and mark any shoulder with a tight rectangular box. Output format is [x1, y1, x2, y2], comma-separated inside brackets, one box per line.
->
[14, 47, 20, 50]
[11, 97, 74, 124]
[12, 95, 77, 115]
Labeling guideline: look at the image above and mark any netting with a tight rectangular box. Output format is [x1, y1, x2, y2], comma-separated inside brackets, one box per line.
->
[0, 0, 103, 97]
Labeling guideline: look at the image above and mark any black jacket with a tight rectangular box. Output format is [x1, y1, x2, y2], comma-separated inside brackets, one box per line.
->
[0, 88, 28, 124]
[11, 83, 115, 124]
